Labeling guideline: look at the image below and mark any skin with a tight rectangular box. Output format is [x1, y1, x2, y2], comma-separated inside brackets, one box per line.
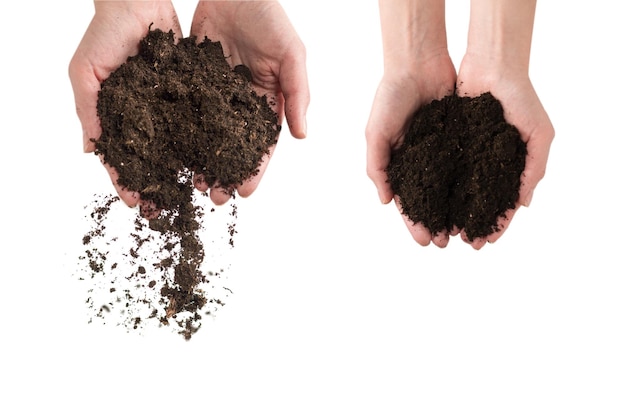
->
[69, 0, 309, 213]
[366, 0, 554, 249]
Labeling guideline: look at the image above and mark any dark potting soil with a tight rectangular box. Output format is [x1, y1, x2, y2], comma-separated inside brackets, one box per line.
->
[79, 28, 279, 339]
[386, 93, 527, 242]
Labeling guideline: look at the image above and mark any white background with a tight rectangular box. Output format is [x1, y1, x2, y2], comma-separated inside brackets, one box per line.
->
[2, 1, 625, 417]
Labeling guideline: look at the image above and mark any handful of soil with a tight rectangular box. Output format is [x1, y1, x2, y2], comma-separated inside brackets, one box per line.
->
[81, 28, 280, 339]
[96, 28, 280, 210]
[386, 93, 527, 242]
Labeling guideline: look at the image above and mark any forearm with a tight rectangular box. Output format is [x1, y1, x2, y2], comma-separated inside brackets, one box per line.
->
[466, 0, 537, 74]
[378, 0, 448, 73]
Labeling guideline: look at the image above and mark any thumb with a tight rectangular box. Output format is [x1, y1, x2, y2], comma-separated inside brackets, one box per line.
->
[279, 51, 310, 139]
[366, 131, 394, 205]
[69, 57, 102, 153]
[519, 121, 554, 207]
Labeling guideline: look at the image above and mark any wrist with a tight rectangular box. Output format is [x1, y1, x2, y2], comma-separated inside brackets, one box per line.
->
[384, 46, 452, 83]
[465, 0, 537, 75]
[460, 51, 529, 83]
[379, 0, 449, 73]
[94, 1, 174, 19]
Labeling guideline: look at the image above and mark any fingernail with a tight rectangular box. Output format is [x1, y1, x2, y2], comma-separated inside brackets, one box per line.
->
[301, 117, 307, 138]
[522, 190, 534, 207]
[379, 192, 392, 205]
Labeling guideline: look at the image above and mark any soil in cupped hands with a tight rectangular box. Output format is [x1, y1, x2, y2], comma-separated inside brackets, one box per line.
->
[386, 92, 527, 243]
[78, 28, 280, 340]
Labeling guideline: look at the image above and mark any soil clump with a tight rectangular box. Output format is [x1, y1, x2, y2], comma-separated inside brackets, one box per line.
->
[79, 28, 279, 339]
[386, 93, 527, 242]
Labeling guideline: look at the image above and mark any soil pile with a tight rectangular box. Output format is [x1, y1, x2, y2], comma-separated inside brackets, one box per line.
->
[386, 93, 527, 242]
[79, 28, 279, 339]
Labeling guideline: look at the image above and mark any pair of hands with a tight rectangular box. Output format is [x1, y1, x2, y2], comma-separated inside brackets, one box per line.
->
[366, 51, 555, 250]
[69, 1, 309, 210]
[70, 2, 553, 249]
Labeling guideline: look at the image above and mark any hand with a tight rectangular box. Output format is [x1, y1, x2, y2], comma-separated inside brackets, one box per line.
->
[69, 1, 182, 212]
[366, 53, 457, 247]
[456, 57, 555, 249]
[190, 0, 310, 205]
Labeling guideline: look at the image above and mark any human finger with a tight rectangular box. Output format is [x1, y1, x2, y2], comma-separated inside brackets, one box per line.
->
[395, 196, 433, 246]
[279, 48, 310, 139]
[209, 188, 234, 206]
[519, 124, 554, 207]
[98, 155, 140, 208]
[365, 123, 395, 205]
[69, 60, 101, 153]
[236, 144, 276, 198]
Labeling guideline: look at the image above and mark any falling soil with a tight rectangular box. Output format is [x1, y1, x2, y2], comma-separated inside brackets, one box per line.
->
[386, 93, 527, 242]
[79, 193, 236, 340]
[78, 28, 279, 339]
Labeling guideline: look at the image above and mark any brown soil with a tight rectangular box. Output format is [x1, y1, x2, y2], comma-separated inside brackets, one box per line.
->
[79, 193, 235, 340]
[386, 93, 527, 242]
[79, 28, 279, 339]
